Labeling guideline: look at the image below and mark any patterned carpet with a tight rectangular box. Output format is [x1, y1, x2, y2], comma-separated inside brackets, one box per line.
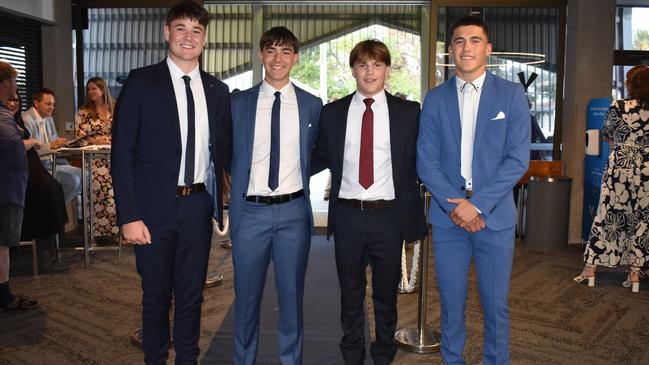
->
[1, 234, 649, 364]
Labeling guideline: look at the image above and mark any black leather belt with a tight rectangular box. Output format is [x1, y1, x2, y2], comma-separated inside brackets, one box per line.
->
[338, 198, 397, 210]
[176, 183, 206, 197]
[246, 190, 304, 205]
[466, 189, 473, 198]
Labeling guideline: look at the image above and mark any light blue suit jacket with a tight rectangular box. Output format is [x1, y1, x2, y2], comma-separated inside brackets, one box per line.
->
[229, 83, 322, 235]
[417, 71, 530, 231]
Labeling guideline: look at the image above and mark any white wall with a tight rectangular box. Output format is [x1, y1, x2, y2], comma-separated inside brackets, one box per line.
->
[0, 0, 55, 23]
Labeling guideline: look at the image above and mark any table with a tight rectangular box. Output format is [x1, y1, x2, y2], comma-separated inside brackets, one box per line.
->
[52, 145, 114, 266]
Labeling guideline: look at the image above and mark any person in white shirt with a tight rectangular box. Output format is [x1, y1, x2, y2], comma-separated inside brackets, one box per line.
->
[228, 26, 322, 365]
[22, 88, 81, 203]
[311, 39, 426, 365]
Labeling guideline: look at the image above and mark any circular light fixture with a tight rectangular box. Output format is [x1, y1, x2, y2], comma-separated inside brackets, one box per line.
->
[436, 52, 546, 67]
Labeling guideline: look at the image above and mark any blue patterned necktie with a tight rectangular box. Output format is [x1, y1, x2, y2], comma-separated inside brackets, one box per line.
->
[268, 91, 281, 191]
[182, 75, 195, 186]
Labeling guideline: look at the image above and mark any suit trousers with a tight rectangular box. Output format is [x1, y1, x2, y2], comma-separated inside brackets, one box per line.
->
[134, 190, 214, 365]
[231, 197, 310, 365]
[431, 225, 515, 365]
[333, 203, 402, 365]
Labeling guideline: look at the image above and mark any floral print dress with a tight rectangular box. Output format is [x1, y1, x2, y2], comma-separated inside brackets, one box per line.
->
[584, 98, 649, 271]
[75, 109, 118, 237]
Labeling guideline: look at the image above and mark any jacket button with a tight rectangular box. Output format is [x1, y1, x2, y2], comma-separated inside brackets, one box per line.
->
[242, 193, 245, 197]
[460, 186, 465, 191]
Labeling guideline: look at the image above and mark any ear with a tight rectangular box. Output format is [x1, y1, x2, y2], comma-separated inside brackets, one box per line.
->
[164, 25, 170, 43]
[293, 52, 299, 64]
[486, 42, 493, 57]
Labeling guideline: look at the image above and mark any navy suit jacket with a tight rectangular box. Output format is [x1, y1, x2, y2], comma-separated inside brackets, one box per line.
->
[228, 83, 322, 235]
[417, 71, 530, 231]
[312, 91, 427, 243]
[111, 61, 232, 227]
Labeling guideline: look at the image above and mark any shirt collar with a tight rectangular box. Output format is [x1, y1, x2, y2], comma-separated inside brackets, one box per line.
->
[353, 89, 387, 106]
[31, 107, 44, 122]
[166, 56, 201, 83]
[260, 80, 295, 98]
[456, 71, 486, 91]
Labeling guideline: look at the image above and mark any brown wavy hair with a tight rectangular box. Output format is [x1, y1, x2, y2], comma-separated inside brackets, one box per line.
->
[81, 77, 115, 120]
[630, 67, 649, 110]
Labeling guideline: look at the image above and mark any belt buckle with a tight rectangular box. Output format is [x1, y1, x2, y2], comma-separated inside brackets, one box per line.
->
[360, 200, 368, 211]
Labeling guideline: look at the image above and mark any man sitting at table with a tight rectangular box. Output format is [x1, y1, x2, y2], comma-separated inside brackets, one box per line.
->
[22, 88, 81, 204]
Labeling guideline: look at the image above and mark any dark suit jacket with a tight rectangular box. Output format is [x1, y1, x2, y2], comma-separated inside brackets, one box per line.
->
[312, 91, 426, 242]
[111, 61, 232, 227]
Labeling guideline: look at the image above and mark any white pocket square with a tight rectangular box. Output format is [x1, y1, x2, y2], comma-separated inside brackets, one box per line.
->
[491, 111, 506, 120]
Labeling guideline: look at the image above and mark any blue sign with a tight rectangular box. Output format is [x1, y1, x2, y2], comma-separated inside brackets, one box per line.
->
[582, 98, 612, 241]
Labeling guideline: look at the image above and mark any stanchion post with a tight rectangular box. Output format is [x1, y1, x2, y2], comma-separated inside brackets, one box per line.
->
[394, 186, 441, 353]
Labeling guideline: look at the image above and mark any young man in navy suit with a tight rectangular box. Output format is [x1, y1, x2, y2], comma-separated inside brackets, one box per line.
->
[111, 1, 231, 363]
[312, 40, 426, 365]
[417, 16, 530, 365]
[228, 27, 322, 365]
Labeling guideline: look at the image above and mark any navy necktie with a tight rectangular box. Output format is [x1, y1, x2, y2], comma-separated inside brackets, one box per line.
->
[268, 91, 281, 191]
[182, 75, 195, 186]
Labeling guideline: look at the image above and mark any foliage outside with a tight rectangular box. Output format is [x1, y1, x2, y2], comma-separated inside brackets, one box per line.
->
[291, 24, 422, 102]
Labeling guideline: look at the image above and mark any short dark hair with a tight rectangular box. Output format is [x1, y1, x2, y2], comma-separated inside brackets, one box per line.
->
[33, 88, 55, 102]
[260, 26, 299, 53]
[166, 0, 209, 28]
[349, 39, 391, 68]
[450, 16, 490, 43]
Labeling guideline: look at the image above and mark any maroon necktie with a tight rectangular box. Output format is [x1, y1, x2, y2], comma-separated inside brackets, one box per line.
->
[359, 98, 374, 189]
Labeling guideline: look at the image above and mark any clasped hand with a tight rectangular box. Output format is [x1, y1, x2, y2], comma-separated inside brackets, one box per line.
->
[447, 198, 485, 233]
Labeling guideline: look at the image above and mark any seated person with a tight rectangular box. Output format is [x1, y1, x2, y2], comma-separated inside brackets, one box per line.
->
[7, 93, 67, 241]
[22, 88, 81, 204]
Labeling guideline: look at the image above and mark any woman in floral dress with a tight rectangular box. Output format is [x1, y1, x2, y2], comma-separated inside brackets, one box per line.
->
[75, 77, 118, 238]
[574, 65, 649, 292]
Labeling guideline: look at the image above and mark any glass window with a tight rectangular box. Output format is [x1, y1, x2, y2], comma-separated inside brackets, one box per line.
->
[436, 7, 560, 160]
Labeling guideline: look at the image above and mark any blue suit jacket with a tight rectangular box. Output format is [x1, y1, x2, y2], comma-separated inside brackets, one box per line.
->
[228, 83, 322, 235]
[417, 71, 530, 231]
[111, 61, 232, 227]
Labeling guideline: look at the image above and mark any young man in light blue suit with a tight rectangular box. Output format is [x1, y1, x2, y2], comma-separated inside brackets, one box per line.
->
[228, 27, 322, 365]
[417, 16, 530, 365]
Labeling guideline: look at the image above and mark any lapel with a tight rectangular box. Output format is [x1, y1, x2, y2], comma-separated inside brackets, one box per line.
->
[294, 84, 309, 170]
[157, 61, 182, 148]
[336, 94, 354, 171]
[445, 77, 461, 145]
[200, 70, 216, 150]
[473, 71, 496, 150]
[385, 92, 401, 188]
[245, 83, 261, 170]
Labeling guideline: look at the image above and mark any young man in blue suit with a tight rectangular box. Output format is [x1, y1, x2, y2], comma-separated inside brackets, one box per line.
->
[312, 40, 426, 365]
[417, 16, 530, 365]
[111, 1, 231, 363]
[228, 27, 322, 365]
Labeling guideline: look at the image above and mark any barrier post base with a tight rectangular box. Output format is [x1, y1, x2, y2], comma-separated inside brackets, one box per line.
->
[394, 327, 441, 354]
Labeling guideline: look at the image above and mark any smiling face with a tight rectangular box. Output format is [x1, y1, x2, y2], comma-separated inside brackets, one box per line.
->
[352, 57, 389, 97]
[6, 94, 20, 115]
[86, 81, 103, 104]
[260, 43, 298, 90]
[34, 93, 55, 118]
[449, 24, 492, 82]
[164, 17, 206, 72]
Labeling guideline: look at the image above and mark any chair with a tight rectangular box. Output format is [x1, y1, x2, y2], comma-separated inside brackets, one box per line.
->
[18, 240, 38, 276]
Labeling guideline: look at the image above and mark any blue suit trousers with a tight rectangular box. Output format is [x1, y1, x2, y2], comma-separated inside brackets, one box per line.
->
[432, 225, 515, 365]
[231, 197, 310, 365]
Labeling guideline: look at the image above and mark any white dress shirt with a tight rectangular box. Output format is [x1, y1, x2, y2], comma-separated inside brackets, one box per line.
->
[247, 81, 302, 196]
[167, 57, 210, 186]
[456, 72, 486, 191]
[339, 90, 395, 200]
